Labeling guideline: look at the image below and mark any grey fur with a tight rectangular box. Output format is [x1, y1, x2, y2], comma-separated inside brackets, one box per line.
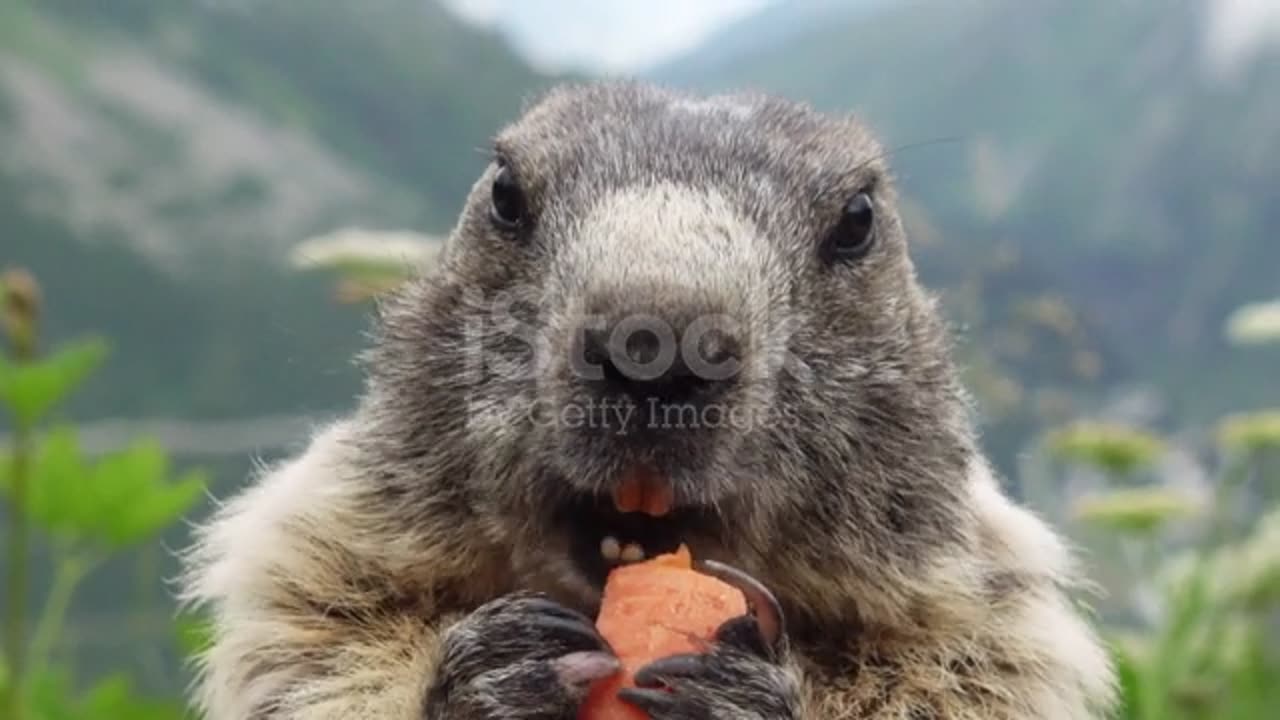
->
[180, 80, 1116, 720]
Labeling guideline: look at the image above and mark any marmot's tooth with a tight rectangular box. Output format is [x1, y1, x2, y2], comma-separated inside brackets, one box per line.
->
[600, 536, 622, 562]
[620, 543, 645, 563]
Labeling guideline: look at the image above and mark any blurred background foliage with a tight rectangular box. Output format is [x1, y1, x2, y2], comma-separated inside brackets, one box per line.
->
[2, 0, 1278, 717]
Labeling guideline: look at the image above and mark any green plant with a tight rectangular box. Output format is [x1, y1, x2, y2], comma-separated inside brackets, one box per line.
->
[1042, 411, 1280, 720]
[1, 268, 206, 720]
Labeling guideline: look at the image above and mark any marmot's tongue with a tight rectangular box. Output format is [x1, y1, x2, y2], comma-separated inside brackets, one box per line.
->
[612, 465, 674, 517]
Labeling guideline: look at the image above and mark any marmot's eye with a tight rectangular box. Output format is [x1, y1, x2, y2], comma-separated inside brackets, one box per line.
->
[825, 192, 876, 263]
[490, 164, 527, 230]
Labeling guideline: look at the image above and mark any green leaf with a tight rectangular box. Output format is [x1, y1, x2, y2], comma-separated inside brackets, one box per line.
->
[10, 427, 207, 548]
[174, 610, 214, 658]
[79, 673, 187, 720]
[102, 468, 207, 548]
[79, 675, 135, 713]
[19, 669, 188, 720]
[0, 337, 108, 428]
[26, 668, 80, 720]
[1109, 641, 1143, 720]
[22, 426, 92, 538]
[0, 446, 10, 493]
[86, 439, 206, 548]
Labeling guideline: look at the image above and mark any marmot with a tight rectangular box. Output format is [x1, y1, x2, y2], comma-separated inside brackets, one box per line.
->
[180, 80, 1117, 719]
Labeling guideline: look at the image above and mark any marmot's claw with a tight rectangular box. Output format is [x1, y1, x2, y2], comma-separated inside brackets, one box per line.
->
[424, 592, 619, 719]
[616, 686, 679, 715]
[526, 614, 613, 654]
[633, 653, 704, 686]
[695, 559, 785, 655]
[625, 644, 800, 720]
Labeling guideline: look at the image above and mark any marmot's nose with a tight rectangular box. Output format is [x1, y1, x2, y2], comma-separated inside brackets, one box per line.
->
[573, 324, 742, 406]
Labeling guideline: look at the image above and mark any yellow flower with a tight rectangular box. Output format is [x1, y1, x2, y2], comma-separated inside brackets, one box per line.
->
[1072, 486, 1200, 535]
[1046, 421, 1165, 477]
[1216, 410, 1280, 454]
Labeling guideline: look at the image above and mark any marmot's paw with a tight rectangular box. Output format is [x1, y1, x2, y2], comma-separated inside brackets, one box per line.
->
[618, 562, 800, 720]
[424, 593, 619, 720]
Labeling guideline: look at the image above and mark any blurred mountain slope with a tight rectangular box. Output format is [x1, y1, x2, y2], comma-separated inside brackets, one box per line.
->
[646, 0, 889, 81]
[1, 0, 551, 269]
[0, 0, 553, 420]
[656, 0, 1280, 430]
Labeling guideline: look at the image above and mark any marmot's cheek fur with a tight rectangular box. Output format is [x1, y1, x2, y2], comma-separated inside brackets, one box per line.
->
[179, 80, 1118, 719]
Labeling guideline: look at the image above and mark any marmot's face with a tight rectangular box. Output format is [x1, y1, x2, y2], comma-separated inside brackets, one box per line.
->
[372, 82, 975, 604]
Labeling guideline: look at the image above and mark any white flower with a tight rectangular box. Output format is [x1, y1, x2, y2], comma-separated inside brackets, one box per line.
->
[1224, 299, 1280, 346]
[289, 227, 444, 272]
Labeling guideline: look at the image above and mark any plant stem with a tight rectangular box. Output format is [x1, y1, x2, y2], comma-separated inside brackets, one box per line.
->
[4, 423, 31, 720]
[1206, 453, 1253, 550]
[27, 554, 91, 680]
[3, 275, 38, 720]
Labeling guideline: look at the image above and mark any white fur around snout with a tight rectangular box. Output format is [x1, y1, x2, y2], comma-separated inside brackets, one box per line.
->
[554, 181, 792, 394]
[562, 181, 780, 320]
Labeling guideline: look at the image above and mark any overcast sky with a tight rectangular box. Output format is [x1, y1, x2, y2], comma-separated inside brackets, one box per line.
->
[1205, 0, 1280, 77]
[440, 0, 773, 73]
[440, 0, 1280, 78]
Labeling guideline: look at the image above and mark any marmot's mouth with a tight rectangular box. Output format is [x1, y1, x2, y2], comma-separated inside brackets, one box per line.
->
[555, 465, 716, 587]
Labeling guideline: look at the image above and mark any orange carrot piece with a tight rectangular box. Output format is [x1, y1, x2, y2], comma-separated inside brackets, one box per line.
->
[578, 545, 746, 720]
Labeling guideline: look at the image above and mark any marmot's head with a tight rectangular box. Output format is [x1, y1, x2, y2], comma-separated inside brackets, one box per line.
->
[361, 81, 979, 617]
